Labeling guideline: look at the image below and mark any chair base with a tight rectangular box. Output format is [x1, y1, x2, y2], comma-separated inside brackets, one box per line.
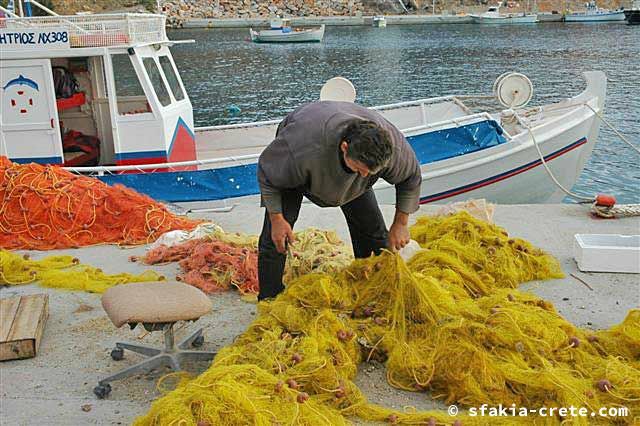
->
[94, 325, 216, 399]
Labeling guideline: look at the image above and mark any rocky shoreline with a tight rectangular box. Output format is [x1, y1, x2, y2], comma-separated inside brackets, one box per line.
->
[159, 0, 629, 28]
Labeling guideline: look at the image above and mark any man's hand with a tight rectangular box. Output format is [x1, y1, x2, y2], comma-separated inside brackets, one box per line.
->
[388, 210, 410, 251]
[270, 213, 296, 254]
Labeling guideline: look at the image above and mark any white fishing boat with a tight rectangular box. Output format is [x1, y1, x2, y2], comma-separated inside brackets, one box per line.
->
[471, 6, 538, 24]
[565, 2, 626, 21]
[249, 18, 324, 43]
[0, 8, 607, 207]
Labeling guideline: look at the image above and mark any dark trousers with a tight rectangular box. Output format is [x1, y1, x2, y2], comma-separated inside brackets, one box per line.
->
[257, 189, 388, 300]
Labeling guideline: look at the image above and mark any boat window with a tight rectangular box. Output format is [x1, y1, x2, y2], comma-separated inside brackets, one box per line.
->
[143, 57, 172, 107]
[159, 56, 185, 102]
[111, 54, 151, 115]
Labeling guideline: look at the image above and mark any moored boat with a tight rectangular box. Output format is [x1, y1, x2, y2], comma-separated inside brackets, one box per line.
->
[565, 2, 626, 21]
[0, 9, 607, 207]
[471, 6, 538, 24]
[249, 18, 324, 43]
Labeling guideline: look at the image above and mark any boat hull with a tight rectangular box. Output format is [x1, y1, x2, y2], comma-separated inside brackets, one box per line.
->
[565, 11, 626, 21]
[96, 131, 596, 206]
[96, 104, 603, 206]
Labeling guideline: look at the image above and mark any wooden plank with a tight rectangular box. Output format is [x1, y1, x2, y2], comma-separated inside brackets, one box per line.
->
[0, 294, 49, 361]
[7, 294, 47, 340]
[0, 296, 21, 342]
[33, 295, 48, 354]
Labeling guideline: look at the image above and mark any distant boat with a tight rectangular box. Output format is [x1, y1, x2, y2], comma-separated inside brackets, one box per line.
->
[250, 18, 325, 43]
[536, 11, 564, 22]
[372, 15, 387, 27]
[624, 0, 640, 25]
[565, 2, 626, 21]
[471, 6, 538, 24]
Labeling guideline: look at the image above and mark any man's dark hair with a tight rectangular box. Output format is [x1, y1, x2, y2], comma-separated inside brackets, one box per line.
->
[342, 120, 393, 172]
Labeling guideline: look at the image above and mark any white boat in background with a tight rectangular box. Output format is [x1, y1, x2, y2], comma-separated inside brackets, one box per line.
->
[471, 6, 538, 24]
[565, 2, 626, 21]
[0, 7, 607, 207]
[249, 18, 324, 43]
[372, 16, 387, 27]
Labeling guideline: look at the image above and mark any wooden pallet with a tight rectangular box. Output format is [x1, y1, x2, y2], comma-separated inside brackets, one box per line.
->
[0, 294, 49, 361]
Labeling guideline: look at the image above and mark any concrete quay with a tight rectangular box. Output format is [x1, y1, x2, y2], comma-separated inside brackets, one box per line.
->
[178, 14, 473, 28]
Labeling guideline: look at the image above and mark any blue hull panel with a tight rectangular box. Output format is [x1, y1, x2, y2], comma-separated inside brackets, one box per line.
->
[98, 120, 507, 202]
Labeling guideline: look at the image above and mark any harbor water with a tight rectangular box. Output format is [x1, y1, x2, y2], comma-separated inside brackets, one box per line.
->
[167, 23, 639, 203]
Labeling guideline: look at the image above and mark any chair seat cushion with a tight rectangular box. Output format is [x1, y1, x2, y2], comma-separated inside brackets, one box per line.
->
[101, 282, 212, 328]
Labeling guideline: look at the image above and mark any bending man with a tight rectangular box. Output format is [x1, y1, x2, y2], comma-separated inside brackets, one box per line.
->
[257, 101, 422, 300]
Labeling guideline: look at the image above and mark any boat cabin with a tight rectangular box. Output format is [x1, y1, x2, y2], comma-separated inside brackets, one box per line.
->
[0, 12, 196, 170]
[269, 17, 292, 32]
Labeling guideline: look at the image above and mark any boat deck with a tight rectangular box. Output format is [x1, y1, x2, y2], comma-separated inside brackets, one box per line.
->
[2, 204, 638, 425]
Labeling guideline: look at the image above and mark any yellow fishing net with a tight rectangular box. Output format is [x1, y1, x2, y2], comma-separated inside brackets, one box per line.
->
[0, 249, 164, 293]
[283, 228, 354, 284]
[135, 212, 638, 425]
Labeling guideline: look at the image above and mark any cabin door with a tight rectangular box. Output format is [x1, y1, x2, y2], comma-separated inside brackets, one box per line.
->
[0, 59, 62, 163]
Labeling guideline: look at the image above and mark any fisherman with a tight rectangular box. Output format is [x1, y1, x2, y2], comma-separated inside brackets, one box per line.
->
[256, 101, 422, 300]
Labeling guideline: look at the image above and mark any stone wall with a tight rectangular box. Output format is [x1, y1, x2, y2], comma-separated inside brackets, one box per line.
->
[160, 0, 380, 20]
[159, 0, 630, 20]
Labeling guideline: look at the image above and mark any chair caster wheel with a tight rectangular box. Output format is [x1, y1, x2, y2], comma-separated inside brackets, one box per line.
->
[93, 383, 111, 399]
[111, 347, 124, 361]
[192, 335, 204, 347]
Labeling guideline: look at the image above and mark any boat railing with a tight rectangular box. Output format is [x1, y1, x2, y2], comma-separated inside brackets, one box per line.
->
[0, 13, 167, 48]
[196, 95, 490, 133]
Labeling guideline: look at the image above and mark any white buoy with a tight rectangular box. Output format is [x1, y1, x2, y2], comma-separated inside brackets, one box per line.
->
[320, 77, 356, 103]
[493, 72, 534, 109]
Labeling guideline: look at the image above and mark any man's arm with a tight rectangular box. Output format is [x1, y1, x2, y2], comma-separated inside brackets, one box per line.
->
[257, 137, 305, 253]
[257, 137, 303, 214]
[381, 136, 422, 250]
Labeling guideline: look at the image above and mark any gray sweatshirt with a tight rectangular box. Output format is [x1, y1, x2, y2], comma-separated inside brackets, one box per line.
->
[257, 101, 422, 214]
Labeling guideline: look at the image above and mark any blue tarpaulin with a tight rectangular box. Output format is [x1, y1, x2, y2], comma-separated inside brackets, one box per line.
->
[98, 120, 507, 202]
[407, 119, 506, 165]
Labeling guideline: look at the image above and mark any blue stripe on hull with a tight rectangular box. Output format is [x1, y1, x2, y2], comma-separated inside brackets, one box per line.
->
[11, 156, 63, 165]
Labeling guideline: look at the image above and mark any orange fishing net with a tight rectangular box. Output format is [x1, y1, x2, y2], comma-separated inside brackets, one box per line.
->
[143, 238, 259, 295]
[0, 157, 200, 250]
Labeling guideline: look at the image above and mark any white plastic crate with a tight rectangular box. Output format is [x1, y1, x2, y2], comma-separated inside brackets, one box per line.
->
[574, 234, 640, 274]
